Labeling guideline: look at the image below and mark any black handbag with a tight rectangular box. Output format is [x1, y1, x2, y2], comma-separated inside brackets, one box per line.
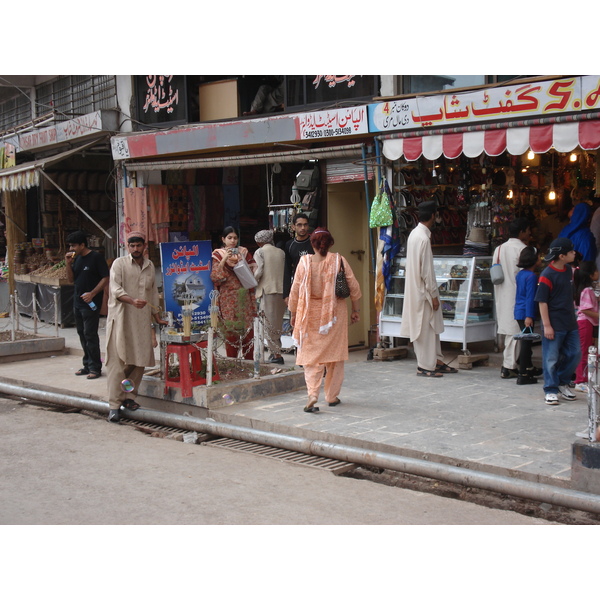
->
[335, 257, 350, 298]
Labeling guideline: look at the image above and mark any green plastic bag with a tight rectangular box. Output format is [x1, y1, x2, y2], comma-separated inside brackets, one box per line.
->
[369, 185, 394, 228]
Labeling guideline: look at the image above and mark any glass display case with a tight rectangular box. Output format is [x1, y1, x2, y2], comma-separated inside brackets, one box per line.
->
[379, 255, 496, 353]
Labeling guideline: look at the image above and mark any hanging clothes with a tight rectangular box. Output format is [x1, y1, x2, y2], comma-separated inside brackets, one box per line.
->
[147, 184, 170, 243]
[123, 187, 149, 242]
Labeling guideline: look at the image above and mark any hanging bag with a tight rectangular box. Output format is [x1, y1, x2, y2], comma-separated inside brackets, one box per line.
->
[490, 246, 504, 285]
[369, 181, 394, 228]
[233, 256, 258, 289]
[513, 326, 541, 341]
[335, 255, 351, 298]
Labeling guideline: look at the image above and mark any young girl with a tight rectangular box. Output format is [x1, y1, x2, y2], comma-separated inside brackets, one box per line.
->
[513, 246, 542, 385]
[573, 260, 599, 393]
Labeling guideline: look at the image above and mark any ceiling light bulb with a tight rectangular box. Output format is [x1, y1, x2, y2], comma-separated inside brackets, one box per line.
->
[507, 189, 513, 199]
[570, 153, 577, 162]
[548, 189, 556, 201]
[527, 150, 535, 160]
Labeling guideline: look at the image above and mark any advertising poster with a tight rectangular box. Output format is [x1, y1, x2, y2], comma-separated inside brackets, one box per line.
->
[160, 240, 213, 326]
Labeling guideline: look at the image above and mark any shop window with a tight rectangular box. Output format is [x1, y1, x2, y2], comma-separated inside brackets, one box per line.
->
[403, 75, 486, 94]
[285, 76, 380, 110]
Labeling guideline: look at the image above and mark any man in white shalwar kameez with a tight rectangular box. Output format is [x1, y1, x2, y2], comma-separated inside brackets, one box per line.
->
[492, 218, 531, 379]
[400, 201, 455, 377]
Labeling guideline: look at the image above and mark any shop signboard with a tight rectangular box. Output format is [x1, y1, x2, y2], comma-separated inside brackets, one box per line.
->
[369, 76, 597, 133]
[135, 75, 187, 127]
[160, 240, 213, 327]
[296, 105, 369, 140]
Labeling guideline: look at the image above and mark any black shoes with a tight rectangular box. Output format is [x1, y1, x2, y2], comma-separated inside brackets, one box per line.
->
[107, 409, 120, 423]
[526, 366, 543, 377]
[501, 367, 519, 379]
[268, 356, 285, 365]
[517, 375, 538, 385]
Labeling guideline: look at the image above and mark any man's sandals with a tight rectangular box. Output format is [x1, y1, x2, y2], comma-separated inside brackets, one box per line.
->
[122, 399, 140, 411]
[417, 363, 458, 377]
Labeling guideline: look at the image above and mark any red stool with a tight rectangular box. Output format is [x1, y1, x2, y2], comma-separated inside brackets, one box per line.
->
[164, 342, 219, 398]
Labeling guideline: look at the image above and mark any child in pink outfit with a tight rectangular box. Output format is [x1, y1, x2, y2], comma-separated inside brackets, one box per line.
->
[573, 261, 599, 393]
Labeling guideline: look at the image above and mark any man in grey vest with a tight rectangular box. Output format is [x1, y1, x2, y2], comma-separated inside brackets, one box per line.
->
[254, 229, 286, 364]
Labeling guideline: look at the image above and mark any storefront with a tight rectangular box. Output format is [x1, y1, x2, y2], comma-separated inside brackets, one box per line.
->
[369, 76, 600, 347]
[109, 102, 382, 347]
[0, 110, 119, 318]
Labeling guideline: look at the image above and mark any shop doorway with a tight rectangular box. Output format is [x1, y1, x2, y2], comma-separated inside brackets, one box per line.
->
[326, 181, 372, 348]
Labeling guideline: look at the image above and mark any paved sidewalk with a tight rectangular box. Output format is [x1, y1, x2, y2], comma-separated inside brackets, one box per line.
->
[0, 319, 588, 487]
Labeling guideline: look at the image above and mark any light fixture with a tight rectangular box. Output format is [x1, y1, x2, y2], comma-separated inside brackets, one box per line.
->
[548, 151, 556, 202]
[507, 189, 514, 199]
[570, 152, 578, 162]
[527, 150, 535, 160]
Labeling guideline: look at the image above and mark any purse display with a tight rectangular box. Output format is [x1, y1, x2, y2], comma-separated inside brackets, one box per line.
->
[369, 182, 394, 229]
[335, 256, 350, 298]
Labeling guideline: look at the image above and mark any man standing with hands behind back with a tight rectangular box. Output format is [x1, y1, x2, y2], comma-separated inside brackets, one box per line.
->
[65, 230, 109, 380]
[105, 231, 168, 423]
[400, 201, 457, 377]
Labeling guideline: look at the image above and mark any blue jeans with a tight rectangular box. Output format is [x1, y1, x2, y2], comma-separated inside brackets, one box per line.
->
[541, 329, 581, 394]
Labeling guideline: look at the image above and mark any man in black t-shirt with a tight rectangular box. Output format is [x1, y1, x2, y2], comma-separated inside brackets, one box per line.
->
[66, 230, 110, 379]
[283, 213, 314, 304]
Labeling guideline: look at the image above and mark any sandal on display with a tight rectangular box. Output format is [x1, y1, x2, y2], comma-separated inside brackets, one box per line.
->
[75, 368, 89, 376]
[122, 399, 140, 411]
[86, 372, 101, 380]
[435, 362, 458, 374]
[303, 397, 319, 413]
[417, 368, 443, 378]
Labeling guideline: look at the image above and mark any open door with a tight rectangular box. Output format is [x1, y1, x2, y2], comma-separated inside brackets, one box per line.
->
[326, 181, 372, 348]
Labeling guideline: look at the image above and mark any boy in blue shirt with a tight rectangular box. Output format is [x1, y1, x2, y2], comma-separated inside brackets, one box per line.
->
[534, 238, 581, 405]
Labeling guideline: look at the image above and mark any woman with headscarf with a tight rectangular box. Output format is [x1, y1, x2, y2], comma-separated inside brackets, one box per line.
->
[211, 226, 257, 360]
[288, 228, 362, 413]
[559, 201, 597, 263]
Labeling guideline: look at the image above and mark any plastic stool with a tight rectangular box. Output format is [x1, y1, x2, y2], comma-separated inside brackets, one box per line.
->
[164, 342, 219, 399]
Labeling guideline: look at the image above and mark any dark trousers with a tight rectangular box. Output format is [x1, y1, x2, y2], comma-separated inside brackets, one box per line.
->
[517, 319, 534, 375]
[74, 306, 102, 374]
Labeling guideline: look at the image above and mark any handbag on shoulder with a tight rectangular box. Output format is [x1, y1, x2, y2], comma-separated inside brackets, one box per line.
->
[490, 246, 504, 285]
[335, 256, 351, 298]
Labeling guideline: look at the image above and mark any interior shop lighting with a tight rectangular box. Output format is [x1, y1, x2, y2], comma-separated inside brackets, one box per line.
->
[527, 150, 535, 160]
[548, 186, 556, 201]
[507, 189, 514, 199]
[570, 152, 578, 162]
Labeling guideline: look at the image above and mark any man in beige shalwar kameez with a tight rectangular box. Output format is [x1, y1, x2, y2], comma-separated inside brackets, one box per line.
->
[105, 231, 167, 423]
[400, 201, 456, 377]
[492, 217, 531, 379]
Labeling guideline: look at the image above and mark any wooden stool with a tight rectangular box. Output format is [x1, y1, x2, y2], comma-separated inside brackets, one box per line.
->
[164, 342, 219, 398]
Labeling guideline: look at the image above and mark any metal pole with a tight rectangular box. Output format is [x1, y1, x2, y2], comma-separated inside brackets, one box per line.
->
[588, 346, 599, 442]
[207, 326, 214, 387]
[53, 292, 59, 337]
[253, 316, 260, 379]
[3, 380, 600, 515]
[32, 293, 38, 335]
[14, 289, 19, 334]
[10, 293, 15, 342]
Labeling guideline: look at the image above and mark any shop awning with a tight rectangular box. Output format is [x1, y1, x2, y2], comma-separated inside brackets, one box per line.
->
[381, 120, 600, 162]
[0, 138, 103, 192]
[125, 143, 367, 171]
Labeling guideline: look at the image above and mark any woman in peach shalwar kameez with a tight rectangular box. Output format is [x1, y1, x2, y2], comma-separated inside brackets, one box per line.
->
[289, 229, 361, 413]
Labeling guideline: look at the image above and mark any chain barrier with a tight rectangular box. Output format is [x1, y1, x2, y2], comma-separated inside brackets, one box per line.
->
[7, 289, 61, 337]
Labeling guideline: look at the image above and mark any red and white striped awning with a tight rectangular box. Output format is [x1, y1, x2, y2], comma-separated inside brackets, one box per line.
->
[382, 120, 600, 162]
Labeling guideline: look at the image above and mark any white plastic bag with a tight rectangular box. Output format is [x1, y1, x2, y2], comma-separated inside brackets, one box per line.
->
[233, 259, 258, 289]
